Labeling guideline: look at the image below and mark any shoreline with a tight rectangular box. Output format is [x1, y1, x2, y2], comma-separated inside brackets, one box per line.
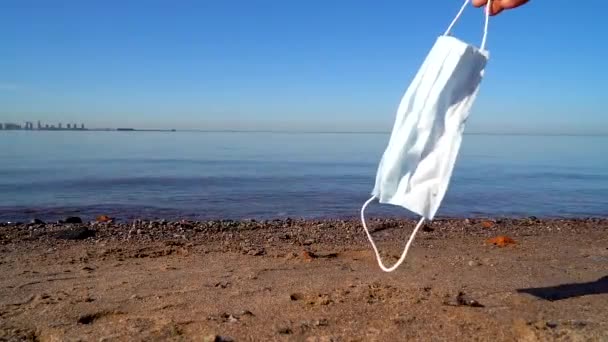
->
[3, 216, 608, 244]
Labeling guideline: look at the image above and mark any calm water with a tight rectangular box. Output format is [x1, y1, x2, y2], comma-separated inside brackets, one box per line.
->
[1, 131, 607, 222]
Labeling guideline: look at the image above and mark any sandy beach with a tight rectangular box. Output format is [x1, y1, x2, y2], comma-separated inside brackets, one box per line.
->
[1, 217, 607, 341]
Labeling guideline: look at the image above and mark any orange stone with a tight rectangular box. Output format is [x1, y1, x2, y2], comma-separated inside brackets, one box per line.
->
[96, 215, 113, 223]
[486, 236, 516, 247]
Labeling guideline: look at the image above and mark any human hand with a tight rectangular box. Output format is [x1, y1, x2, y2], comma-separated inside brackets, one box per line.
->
[472, 0, 529, 16]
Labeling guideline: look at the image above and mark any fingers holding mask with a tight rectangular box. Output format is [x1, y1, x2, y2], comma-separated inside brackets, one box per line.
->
[472, 0, 529, 15]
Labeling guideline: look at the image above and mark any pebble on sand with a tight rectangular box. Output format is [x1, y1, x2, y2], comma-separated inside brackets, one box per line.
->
[486, 236, 517, 247]
[96, 215, 113, 223]
[63, 217, 83, 224]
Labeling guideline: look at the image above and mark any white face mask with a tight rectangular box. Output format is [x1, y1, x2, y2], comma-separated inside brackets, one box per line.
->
[361, 0, 492, 272]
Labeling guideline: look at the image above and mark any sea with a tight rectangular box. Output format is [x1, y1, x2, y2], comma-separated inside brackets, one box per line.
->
[1, 131, 607, 222]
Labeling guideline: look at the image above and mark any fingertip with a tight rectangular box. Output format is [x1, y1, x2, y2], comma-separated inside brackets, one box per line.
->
[490, 2, 503, 15]
[471, 0, 486, 8]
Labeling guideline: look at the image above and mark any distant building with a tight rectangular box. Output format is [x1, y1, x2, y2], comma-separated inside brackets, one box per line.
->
[58, 123, 62, 129]
[81, 123, 85, 129]
[3, 123, 22, 130]
[0, 123, 3, 130]
[67, 124, 71, 129]
[37, 121, 41, 130]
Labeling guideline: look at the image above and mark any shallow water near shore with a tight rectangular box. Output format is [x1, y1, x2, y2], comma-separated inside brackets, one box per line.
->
[1, 131, 607, 221]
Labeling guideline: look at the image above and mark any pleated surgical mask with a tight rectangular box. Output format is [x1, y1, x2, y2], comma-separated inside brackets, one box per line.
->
[360, 0, 492, 272]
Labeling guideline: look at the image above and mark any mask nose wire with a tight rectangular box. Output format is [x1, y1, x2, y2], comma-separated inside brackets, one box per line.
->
[360, 196, 426, 272]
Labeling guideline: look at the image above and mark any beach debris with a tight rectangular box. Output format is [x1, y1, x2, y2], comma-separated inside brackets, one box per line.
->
[244, 247, 265, 256]
[315, 319, 329, 327]
[277, 326, 293, 335]
[214, 281, 231, 289]
[55, 227, 96, 240]
[63, 216, 83, 224]
[421, 223, 434, 232]
[239, 310, 255, 317]
[96, 215, 113, 223]
[301, 250, 315, 261]
[486, 236, 517, 247]
[481, 220, 495, 228]
[77, 310, 121, 325]
[303, 239, 315, 246]
[208, 311, 253, 324]
[222, 313, 239, 323]
[443, 291, 484, 308]
[203, 335, 234, 342]
[290, 293, 304, 301]
[300, 250, 338, 261]
[29, 218, 45, 225]
[305, 336, 336, 342]
[468, 260, 481, 267]
[456, 292, 484, 307]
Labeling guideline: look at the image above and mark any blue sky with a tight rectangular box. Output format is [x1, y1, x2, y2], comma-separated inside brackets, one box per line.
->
[1, 0, 607, 133]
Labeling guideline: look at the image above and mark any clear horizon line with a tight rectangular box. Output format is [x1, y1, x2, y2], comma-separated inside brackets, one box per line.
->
[3, 127, 608, 137]
[96, 128, 608, 137]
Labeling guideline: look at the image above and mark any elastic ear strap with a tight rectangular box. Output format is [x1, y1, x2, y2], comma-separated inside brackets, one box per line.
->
[443, 0, 492, 50]
[480, 0, 492, 50]
[360, 196, 426, 273]
[444, 0, 470, 37]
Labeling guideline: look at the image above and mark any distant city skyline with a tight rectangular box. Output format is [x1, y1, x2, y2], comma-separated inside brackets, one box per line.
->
[0, 120, 86, 131]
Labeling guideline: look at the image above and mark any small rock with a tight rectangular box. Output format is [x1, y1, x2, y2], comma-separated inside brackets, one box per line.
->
[481, 220, 494, 228]
[486, 236, 516, 247]
[315, 319, 329, 327]
[203, 335, 234, 342]
[303, 239, 315, 246]
[137, 229, 142, 235]
[29, 218, 45, 225]
[239, 310, 254, 316]
[55, 227, 95, 240]
[278, 327, 293, 335]
[456, 292, 484, 307]
[301, 250, 315, 261]
[290, 293, 304, 301]
[96, 215, 113, 223]
[247, 248, 265, 256]
[64, 216, 83, 224]
[546, 321, 558, 329]
[567, 320, 587, 328]
[468, 260, 481, 267]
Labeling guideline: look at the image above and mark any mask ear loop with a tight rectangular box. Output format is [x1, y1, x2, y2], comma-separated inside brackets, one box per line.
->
[443, 0, 492, 51]
[360, 196, 426, 273]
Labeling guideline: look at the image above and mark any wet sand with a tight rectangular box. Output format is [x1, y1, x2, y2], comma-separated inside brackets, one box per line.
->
[1, 217, 607, 341]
